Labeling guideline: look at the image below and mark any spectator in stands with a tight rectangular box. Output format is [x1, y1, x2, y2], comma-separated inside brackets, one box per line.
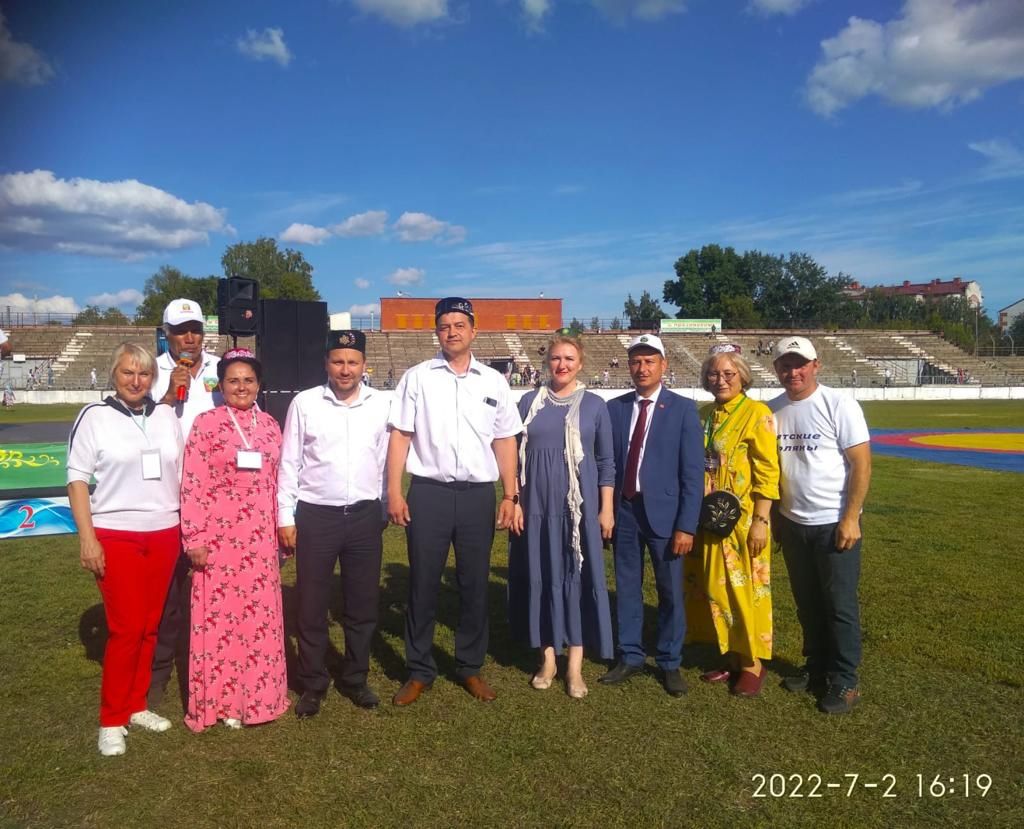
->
[685, 344, 779, 697]
[0, 327, 10, 358]
[602, 369, 610, 387]
[90, 367, 97, 389]
[180, 348, 289, 731]
[851, 368, 858, 387]
[508, 332, 615, 698]
[67, 343, 184, 756]
[770, 336, 871, 715]
[148, 298, 222, 714]
[47, 365, 54, 387]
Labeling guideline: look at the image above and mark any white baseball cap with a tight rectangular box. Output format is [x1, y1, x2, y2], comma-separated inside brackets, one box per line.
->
[163, 298, 204, 327]
[773, 336, 818, 362]
[626, 334, 666, 358]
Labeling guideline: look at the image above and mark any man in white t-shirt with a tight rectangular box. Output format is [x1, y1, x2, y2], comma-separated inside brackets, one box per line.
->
[148, 298, 221, 711]
[770, 336, 871, 715]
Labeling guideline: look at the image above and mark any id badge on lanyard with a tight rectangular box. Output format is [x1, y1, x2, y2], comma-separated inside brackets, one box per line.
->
[237, 449, 262, 470]
[141, 448, 162, 480]
[227, 406, 262, 470]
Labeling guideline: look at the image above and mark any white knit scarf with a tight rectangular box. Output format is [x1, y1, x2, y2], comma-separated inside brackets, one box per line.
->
[519, 381, 587, 573]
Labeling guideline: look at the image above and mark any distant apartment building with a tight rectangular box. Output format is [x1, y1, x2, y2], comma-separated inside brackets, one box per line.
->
[844, 277, 982, 308]
[998, 298, 1024, 332]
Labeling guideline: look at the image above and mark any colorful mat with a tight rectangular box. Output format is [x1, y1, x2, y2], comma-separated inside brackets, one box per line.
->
[871, 429, 1024, 473]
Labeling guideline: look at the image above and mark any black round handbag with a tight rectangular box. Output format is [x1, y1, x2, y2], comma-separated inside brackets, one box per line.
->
[699, 490, 742, 537]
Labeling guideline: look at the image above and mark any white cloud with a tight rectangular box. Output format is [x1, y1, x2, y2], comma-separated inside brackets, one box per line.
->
[279, 222, 332, 245]
[393, 211, 466, 243]
[806, 0, 1024, 117]
[0, 292, 79, 314]
[388, 267, 425, 286]
[354, 278, 371, 289]
[0, 11, 54, 86]
[748, 0, 810, 15]
[236, 27, 292, 67]
[349, 302, 381, 316]
[350, 0, 449, 28]
[0, 170, 231, 259]
[87, 288, 145, 308]
[522, 0, 552, 32]
[968, 138, 1024, 180]
[590, 0, 686, 23]
[332, 210, 388, 237]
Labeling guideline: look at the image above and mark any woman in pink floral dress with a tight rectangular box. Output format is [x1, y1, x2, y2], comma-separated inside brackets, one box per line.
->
[181, 348, 290, 731]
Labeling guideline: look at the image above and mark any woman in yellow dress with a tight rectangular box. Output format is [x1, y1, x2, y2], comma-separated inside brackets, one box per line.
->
[685, 345, 780, 697]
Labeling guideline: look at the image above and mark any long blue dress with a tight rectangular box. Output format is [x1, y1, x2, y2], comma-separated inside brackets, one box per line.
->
[508, 389, 615, 659]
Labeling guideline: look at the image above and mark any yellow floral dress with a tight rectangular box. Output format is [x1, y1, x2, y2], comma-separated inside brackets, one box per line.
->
[684, 394, 780, 661]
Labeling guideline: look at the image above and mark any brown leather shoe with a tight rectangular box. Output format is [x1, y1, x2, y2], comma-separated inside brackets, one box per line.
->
[462, 675, 497, 702]
[392, 679, 431, 706]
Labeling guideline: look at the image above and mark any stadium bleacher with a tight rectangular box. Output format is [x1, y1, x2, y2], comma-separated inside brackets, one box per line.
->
[2, 324, 1017, 390]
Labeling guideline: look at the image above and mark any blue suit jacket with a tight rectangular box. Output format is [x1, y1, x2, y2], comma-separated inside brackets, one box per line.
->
[608, 387, 705, 538]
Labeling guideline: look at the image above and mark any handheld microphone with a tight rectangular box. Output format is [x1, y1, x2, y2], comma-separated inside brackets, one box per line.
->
[176, 352, 195, 402]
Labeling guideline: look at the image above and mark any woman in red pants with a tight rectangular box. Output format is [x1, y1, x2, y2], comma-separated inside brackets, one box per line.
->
[67, 343, 184, 756]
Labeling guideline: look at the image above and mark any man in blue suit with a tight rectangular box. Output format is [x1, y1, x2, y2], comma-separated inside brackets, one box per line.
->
[601, 334, 704, 696]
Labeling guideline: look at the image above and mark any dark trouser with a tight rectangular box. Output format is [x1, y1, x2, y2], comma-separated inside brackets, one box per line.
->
[404, 477, 496, 683]
[296, 499, 384, 693]
[777, 514, 862, 689]
[148, 550, 191, 709]
[612, 496, 685, 671]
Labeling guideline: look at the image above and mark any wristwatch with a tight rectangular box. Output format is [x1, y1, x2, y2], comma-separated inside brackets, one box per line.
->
[503, 493, 520, 505]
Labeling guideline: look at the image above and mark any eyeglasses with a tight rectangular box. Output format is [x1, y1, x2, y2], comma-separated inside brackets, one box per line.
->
[706, 371, 738, 381]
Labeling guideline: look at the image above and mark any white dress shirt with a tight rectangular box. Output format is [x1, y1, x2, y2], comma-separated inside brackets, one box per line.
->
[626, 384, 663, 495]
[277, 383, 391, 526]
[152, 350, 222, 439]
[389, 353, 523, 483]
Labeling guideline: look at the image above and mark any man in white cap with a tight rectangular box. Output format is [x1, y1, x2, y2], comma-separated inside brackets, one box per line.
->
[601, 334, 704, 697]
[770, 336, 871, 715]
[147, 297, 222, 711]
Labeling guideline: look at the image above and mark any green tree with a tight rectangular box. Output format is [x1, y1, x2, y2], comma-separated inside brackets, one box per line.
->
[567, 317, 584, 334]
[73, 305, 104, 325]
[623, 290, 664, 324]
[135, 266, 219, 325]
[221, 238, 321, 301]
[609, 317, 622, 330]
[1007, 314, 1024, 354]
[664, 245, 746, 318]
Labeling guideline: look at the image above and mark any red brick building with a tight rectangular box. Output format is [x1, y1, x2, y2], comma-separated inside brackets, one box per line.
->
[380, 297, 563, 332]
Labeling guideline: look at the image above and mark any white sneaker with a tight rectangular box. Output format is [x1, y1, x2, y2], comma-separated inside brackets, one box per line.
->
[129, 710, 172, 732]
[222, 718, 242, 729]
[98, 726, 127, 756]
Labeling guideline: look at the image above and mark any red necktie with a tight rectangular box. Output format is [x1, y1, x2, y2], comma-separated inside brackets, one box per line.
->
[621, 399, 652, 500]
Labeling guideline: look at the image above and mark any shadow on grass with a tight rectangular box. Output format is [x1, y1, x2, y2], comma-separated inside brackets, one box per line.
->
[78, 603, 107, 663]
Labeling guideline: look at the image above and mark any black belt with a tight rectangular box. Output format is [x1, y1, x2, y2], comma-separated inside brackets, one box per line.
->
[302, 499, 378, 515]
[411, 476, 492, 491]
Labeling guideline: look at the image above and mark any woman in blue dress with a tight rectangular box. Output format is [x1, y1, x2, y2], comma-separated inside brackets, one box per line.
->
[508, 333, 615, 698]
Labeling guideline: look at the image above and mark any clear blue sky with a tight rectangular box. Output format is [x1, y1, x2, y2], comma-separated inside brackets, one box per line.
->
[1, 0, 1022, 322]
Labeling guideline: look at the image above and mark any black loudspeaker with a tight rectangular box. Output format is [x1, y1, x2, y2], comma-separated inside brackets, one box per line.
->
[256, 300, 328, 424]
[218, 277, 260, 335]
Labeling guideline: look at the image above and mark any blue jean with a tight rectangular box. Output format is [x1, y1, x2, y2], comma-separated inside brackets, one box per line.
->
[612, 496, 685, 671]
[777, 514, 862, 688]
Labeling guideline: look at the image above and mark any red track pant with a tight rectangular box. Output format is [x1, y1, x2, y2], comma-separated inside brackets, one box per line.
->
[94, 526, 180, 726]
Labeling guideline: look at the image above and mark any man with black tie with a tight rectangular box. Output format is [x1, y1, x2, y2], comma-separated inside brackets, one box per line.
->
[278, 330, 391, 715]
[601, 335, 704, 696]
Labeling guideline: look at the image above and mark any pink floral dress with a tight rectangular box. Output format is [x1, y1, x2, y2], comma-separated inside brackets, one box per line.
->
[181, 405, 290, 731]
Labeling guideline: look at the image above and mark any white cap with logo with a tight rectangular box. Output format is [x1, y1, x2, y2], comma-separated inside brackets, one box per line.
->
[773, 336, 818, 362]
[626, 334, 666, 358]
[163, 298, 204, 327]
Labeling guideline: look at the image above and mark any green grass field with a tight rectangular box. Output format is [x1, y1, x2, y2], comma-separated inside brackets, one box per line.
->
[1, 401, 1022, 828]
